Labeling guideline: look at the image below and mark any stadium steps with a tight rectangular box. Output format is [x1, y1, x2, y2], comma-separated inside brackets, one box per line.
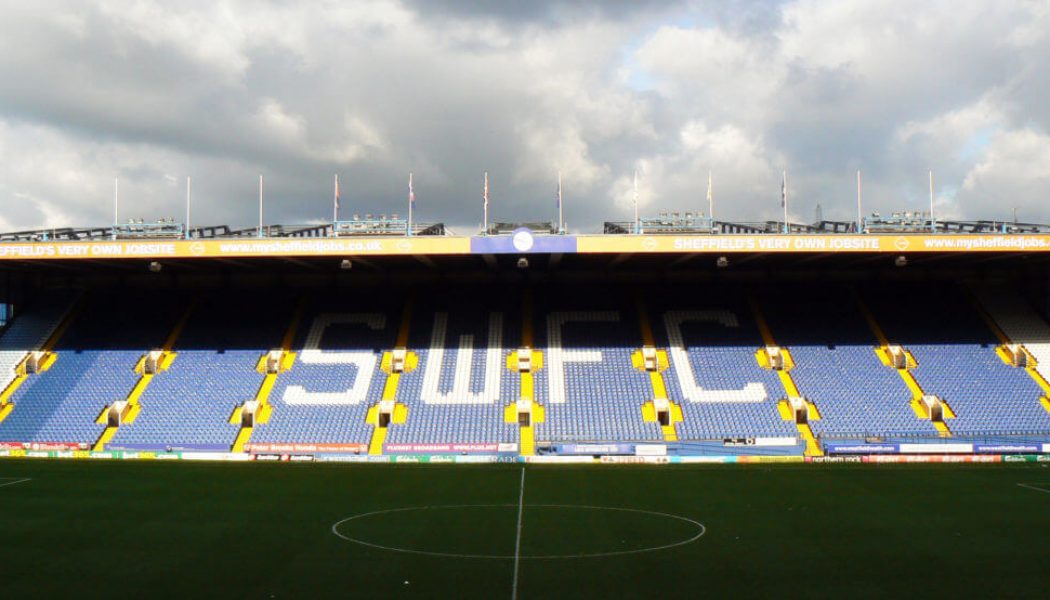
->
[972, 288, 1050, 414]
[749, 297, 822, 456]
[0, 292, 84, 424]
[239, 346, 298, 423]
[93, 426, 118, 449]
[367, 426, 386, 454]
[798, 423, 819, 452]
[633, 292, 681, 442]
[231, 295, 309, 452]
[232, 427, 253, 451]
[367, 295, 414, 455]
[92, 300, 196, 452]
[503, 362, 544, 450]
[855, 292, 953, 437]
[505, 289, 545, 454]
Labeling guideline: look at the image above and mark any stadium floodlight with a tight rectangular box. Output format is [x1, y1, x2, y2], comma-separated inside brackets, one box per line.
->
[148, 261, 162, 273]
[340, 259, 353, 270]
[895, 255, 907, 267]
[716, 256, 729, 268]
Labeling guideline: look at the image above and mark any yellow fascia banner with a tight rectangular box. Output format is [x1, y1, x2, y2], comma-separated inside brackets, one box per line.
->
[576, 234, 1050, 254]
[0, 236, 471, 260]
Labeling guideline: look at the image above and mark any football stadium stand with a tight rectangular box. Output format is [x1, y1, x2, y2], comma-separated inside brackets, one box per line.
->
[246, 291, 395, 450]
[387, 288, 519, 448]
[757, 284, 939, 439]
[2, 280, 1050, 457]
[0, 291, 180, 446]
[532, 287, 662, 444]
[3, 204, 1050, 461]
[648, 292, 799, 443]
[107, 292, 298, 451]
[863, 284, 1050, 437]
[0, 291, 80, 422]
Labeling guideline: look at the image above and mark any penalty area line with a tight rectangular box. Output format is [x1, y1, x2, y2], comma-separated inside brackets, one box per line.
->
[0, 477, 31, 489]
[511, 467, 525, 600]
[1017, 483, 1050, 495]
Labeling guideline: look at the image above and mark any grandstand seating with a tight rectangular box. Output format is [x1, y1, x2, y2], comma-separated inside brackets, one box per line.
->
[388, 288, 519, 446]
[1, 282, 1050, 453]
[648, 291, 798, 441]
[977, 289, 1050, 371]
[250, 291, 400, 447]
[865, 285, 1050, 436]
[758, 285, 938, 438]
[1, 291, 182, 445]
[0, 291, 78, 396]
[109, 291, 297, 451]
[532, 287, 661, 443]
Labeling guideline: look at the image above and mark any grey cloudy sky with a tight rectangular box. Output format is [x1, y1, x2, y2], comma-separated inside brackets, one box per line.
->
[1, 0, 1048, 233]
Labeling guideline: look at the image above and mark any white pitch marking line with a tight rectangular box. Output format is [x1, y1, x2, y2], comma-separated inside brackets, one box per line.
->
[511, 467, 526, 600]
[331, 504, 706, 559]
[0, 477, 31, 489]
[1017, 483, 1050, 494]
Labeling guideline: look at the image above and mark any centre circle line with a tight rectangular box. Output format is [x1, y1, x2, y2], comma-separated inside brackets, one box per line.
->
[330, 504, 706, 560]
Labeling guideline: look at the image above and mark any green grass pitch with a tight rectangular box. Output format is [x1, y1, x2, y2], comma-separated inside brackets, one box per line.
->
[1, 459, 1049, 599]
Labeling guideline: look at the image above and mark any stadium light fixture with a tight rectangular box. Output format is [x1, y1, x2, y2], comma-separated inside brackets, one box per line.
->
[148, 261, 162, 273]
[716, 256, 729, 268]
[895, 255, 907, 267]
[340, 259, 353, 270]
[516, 257, 529, 269]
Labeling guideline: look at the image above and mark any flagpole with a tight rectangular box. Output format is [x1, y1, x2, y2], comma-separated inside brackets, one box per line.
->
[707, 171, 713, 221]
[185, 176, 191, 240]
[407, 172, 414, 236]
[782, 170, 789, 233]
[633, 170, 639, 234]
[113, 177, 119, 240]
[333, 174, 339, 223]
[928, 170, 935, 233]
[483, 172, 489, 234]
[258, 175, 264, 238]
[856, 170, 862, 233]
[557, 171, 563, 234]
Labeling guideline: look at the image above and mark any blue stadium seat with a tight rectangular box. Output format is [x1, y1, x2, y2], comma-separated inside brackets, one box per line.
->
[110, 292, 296, 450]
[251, 292, 400, 446]
[759, 284, 938, 439]
[0, 282, 1047, 451]
[1, 291, 181, 445]
[388, 290, 519, 446]
[865, 285, 1050, 436]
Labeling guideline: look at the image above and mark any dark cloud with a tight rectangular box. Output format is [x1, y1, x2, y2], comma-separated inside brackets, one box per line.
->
[691, 0, 788, 35]
[401, 0, 683, 26]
